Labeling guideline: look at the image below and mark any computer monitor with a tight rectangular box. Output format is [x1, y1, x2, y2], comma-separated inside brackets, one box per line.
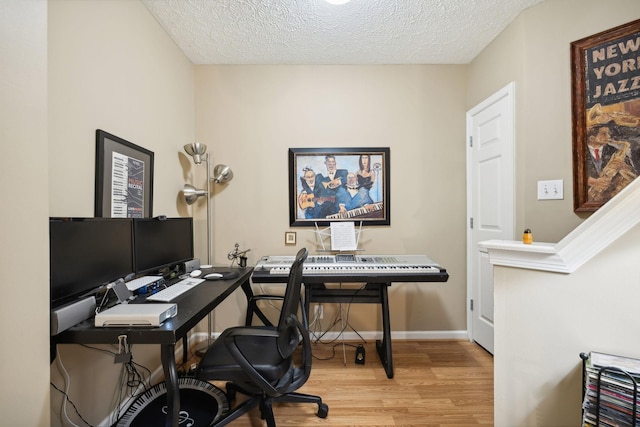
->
[133, 217, 194, 275]
[50, 218, 134, 309]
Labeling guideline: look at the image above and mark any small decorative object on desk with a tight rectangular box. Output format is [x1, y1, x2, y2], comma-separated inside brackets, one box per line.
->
[227, 243, 251, 267]
[522, 228, 533, 244]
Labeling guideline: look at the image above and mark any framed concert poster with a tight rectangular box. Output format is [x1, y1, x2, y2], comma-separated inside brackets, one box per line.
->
[95, 129, 154, 218]
[571, 19, 640, 212]
[288, 147, 390, 227]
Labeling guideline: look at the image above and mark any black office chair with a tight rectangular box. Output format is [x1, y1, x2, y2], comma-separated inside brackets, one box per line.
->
[245, 293, 283, 327]
[195, 248, 328, 426]
[245, 291, 309, 329]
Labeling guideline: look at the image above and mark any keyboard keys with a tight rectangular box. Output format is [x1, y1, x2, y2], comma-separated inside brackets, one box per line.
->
[146, 278, 205, 302]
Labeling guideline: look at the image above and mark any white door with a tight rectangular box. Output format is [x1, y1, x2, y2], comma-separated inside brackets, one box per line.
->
[466, 83, 515, 354]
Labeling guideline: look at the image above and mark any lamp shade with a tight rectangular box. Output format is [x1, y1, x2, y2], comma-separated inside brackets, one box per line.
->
[184, 143, 208, 165]
[212, 164, 233, 184]
[182, 184, 208, 205]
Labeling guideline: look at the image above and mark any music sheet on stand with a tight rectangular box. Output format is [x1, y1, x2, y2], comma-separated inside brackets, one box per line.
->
[330, 222, 357, 251]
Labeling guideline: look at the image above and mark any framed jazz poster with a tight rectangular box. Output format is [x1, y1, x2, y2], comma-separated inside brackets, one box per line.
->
[571, 19, 640, 212]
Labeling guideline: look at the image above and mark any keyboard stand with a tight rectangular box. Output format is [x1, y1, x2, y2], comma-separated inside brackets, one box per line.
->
[251, 254, 449, 379]
[304, 282, 394, 378]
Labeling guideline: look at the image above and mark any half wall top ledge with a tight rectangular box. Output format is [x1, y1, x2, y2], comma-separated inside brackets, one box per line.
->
[480, 177, 640, 274]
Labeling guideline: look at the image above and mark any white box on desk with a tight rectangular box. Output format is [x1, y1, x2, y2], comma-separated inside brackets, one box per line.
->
[95, 303, 177, 327]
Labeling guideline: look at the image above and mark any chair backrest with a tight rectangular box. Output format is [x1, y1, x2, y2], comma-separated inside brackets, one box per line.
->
[276, 247, 308, 358]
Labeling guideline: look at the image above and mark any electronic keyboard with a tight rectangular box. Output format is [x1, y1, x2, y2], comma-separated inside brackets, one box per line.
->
[252, 254, 448, 283]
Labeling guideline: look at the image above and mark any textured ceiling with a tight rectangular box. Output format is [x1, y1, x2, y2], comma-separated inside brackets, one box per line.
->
[141, 0, 544, 65]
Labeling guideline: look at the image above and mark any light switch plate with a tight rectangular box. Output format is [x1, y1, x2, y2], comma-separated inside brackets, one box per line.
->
[537, 180, 564, 200]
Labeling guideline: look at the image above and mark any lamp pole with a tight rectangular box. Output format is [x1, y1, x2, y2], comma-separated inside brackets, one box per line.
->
[201, 152, 213, 353]
[205, 153, 212, 265]
[181, 143, 233, 352]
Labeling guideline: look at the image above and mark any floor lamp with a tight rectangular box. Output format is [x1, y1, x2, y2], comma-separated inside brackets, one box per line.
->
[181, 142, 233, 353]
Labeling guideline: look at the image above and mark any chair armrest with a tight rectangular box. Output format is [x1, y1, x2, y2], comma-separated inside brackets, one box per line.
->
[291, 315, 313, 382]
[223, 326, 283, 397]
[247, 295, 308, 329]
[249, 294, 284, 302]
[224, 326, 279, 339]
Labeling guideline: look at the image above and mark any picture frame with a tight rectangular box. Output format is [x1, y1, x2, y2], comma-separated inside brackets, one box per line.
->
[571, 19, 640, 212]
[289, 147, 390, 227]
[284, 232, 297, 245]
[95, 129, 154, 218]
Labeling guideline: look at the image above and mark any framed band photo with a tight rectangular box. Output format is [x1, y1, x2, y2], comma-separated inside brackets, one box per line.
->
[288, 147, 390, 227]
[95, 129, 154, 218]
[571, 19, 640, 212]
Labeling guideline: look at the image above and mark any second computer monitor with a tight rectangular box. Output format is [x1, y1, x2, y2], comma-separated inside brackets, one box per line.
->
[133, 217, 194, 275]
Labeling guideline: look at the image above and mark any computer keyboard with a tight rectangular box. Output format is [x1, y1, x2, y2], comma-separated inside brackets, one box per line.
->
[146, 278, 205, 302]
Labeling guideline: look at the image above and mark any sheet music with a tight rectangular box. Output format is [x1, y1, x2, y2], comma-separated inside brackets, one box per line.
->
[111, 152, 128, 218]
[330, 222, 357, 251]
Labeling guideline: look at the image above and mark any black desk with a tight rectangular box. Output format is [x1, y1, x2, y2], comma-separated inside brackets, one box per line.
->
[251, 263, 448, 379]
[54, 267, 253, 427]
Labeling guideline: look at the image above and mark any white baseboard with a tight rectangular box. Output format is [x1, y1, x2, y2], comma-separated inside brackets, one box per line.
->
[195, 329, 469, 342]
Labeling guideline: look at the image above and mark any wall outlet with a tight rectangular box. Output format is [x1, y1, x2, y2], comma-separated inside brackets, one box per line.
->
[537, 179, 564, 200]
[315, 304, 324, 319]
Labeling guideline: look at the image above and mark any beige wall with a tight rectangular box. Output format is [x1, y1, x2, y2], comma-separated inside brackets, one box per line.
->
[0, 1, 50, 425]
[469, 0, 640, 242]
[6, 0, 637, 424]
[194, 65, 469, 333]
[48, 0, 195, 218]
[469, 0, 640, 425]
[47, 1, 194, 425]
[493, 224, 640, 426]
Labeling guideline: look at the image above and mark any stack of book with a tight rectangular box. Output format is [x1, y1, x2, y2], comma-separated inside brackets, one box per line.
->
[582, 351, 640, 427]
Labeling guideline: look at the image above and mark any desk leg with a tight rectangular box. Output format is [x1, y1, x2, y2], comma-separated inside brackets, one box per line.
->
[375, 284, 394, 379]
[241, 279, 256, 326]
[161, 343, 179, 427]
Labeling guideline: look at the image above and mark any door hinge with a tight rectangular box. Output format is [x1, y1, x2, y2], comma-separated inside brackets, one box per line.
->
[470, 299, 474, 311]
[469, 136, 473, 147]
[470, 217, 473, 229]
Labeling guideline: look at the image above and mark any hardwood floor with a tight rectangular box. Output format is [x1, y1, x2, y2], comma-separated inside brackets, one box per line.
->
[192, 339, 494, 426]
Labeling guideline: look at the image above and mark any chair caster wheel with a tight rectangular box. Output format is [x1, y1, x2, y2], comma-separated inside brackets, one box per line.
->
[317, 403, 329, 418]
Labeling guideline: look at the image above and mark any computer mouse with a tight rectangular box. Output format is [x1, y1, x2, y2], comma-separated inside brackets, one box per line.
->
[204, 273, 223, 280]
[189, 269, 202, 277]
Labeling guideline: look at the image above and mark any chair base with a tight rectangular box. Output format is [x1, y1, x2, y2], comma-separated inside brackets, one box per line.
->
[213, 382, 328, 427]
[273, 391, 329, 418]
